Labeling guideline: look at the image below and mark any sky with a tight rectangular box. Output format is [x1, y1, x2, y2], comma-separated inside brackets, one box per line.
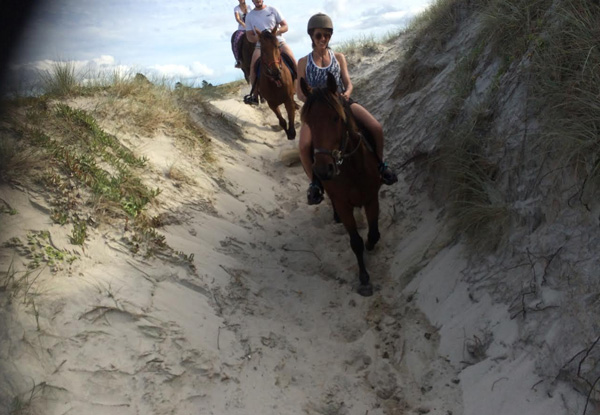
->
[9, 0, 434, 88]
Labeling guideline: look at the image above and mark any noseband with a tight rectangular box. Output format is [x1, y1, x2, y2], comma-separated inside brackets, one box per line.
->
[262, 56, 283, 86]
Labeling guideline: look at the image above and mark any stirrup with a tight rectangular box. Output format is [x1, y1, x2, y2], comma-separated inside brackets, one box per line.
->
[243, 94, 259, 105]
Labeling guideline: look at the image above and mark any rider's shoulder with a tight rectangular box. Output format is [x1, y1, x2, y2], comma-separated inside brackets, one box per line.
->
[333, 51, 346, 61]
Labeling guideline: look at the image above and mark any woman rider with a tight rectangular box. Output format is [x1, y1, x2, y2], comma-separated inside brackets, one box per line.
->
[296, 13, 397, 205]
[232, 0, 252, 68]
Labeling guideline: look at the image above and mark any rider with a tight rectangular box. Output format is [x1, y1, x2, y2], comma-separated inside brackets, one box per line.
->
[244, 0, 296, 105]
[232, 0, 252, 68]
[296, 13, 398, 205]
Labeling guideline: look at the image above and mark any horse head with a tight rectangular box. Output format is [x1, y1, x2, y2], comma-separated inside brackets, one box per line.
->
[258, 28, 283, 83]
[301, 72, 350, 181]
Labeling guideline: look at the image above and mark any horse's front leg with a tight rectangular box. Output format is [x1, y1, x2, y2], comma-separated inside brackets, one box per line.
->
[268, 102, 288, 133]
[349, 229, 373, 296]
[283, 98, 296, 140]
[364, 199, 380, 251]
[338, 208, 373, 296]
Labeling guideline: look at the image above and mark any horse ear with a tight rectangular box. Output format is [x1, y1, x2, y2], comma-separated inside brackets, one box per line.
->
[326, 72, 337, 94]
[300, 77, 312, 98]
[254, 27, 261, 37]
[271, 27, 278, 36]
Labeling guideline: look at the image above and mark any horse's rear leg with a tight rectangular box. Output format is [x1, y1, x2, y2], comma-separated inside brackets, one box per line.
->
[268, 103, 288, 133]
[364, 199, 380, 251]
[283, 99, 296, 140]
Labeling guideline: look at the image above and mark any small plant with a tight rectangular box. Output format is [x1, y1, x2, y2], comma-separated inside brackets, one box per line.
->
[5, 231, 78, 271]
[70, 219, 87, 245]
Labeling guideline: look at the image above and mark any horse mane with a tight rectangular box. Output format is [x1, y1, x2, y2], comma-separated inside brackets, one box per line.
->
[301, 88, 361, 141]
[301, 87, 347, 124]
[260, 29, 278, 46]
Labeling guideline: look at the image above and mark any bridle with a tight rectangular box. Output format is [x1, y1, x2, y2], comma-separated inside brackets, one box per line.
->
[261, 56, 283, 87]
[312, 98, 363, 176]
[259, 32, 284, 87]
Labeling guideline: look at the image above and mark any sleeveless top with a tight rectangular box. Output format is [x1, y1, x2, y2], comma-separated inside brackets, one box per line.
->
[306, 49, 345, 94]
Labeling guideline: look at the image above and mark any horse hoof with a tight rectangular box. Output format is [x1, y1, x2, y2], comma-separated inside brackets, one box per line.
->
[365, 242, 375, 251]
[287, 129, 296, 140]
[357, 284, 373, 297]
[333, 211, 341, 223]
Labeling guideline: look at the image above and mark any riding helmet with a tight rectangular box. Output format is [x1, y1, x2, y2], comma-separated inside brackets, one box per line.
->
[307, 13, 333, 34]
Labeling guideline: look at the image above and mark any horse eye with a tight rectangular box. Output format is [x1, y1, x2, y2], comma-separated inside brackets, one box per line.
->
[333, 115, 340, 122]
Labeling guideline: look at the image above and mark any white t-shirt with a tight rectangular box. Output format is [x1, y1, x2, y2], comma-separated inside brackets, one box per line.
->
[245, 6, 285, 43]
[234, 4, 252, 31]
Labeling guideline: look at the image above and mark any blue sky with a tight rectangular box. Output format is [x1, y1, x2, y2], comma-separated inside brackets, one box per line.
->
[10, 0, 433, 86]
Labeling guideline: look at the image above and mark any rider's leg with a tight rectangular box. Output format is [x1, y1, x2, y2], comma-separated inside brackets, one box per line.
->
[299, 122, 323, 204]
[249, 47, 261, 91]
[350, 103, 398, 185]
[299, 122, 313, 180]
[350, 103, 383, 160]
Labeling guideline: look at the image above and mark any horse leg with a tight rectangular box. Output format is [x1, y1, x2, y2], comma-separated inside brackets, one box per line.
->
[364, 199, 380, 251]
[330, 199, 341, 223]
[268, 102, 288, 133]
[283, 98, 296, 140]
[338, 208, 372, 296]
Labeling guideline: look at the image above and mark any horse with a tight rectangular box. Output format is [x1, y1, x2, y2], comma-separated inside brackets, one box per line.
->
[255, 28, 296, 140]
[231, 31, 255, 83]
[300, 72, 382, 297]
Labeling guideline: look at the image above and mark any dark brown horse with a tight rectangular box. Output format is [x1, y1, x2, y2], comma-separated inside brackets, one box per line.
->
[256, 28, 296, 140]
[231, 31, 255, 83]
[300, 72, 381, 297]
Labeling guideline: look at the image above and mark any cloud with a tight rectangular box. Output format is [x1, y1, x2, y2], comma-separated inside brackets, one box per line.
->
[149, 62, 214, 79]
[323, 0, 347, 15]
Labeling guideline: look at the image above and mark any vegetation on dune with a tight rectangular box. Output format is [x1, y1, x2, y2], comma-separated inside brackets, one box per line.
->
[0, 68, 215, 266]
[403, 0, 600, 251]
[400, 1, 600, 409]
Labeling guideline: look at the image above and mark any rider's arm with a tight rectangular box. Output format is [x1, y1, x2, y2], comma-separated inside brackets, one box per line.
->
[295, 57, 308, 102]
[336, 52, 353, 100]
[275, 19, 289, 36]
[235, 11, 245, 27]
[246, 27, 259, 43]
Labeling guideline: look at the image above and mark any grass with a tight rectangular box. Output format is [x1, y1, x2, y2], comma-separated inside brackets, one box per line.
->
[402, 0, 599, 249]
[530, 0, 600, 198]
[334, 34, 380, 56]
[37, 60, 81, 96]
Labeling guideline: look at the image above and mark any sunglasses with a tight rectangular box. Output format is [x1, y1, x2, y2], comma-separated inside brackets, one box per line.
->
[314, 32, 331, 41]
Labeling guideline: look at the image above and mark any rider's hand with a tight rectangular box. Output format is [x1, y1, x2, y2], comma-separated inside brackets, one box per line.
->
[340, 91, 350, 101]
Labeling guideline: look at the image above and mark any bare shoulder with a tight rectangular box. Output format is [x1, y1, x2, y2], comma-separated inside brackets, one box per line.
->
[298, 56, 308, 71]
[334, 52, 347, 63]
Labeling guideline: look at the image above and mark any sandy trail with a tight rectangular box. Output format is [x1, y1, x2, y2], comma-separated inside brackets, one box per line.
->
[158, 94, 463, 415]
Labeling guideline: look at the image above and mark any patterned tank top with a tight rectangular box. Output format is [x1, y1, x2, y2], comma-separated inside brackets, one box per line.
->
[306, 49, 345, 94]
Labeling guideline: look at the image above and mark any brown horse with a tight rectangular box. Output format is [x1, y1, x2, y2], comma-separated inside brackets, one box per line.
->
[255, 28, 296, 140]
[231, 31, 255, 83]
[300, 72, 381, 297]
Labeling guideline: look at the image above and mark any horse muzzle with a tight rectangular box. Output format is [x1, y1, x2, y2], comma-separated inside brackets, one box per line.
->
[313, 148, 342, 180]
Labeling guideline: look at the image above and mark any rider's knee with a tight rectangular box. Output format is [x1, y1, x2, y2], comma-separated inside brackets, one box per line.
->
[299, 125, 312, 151]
